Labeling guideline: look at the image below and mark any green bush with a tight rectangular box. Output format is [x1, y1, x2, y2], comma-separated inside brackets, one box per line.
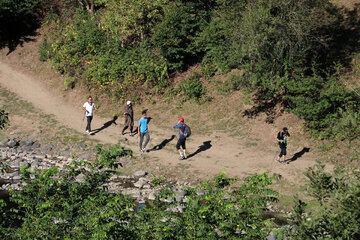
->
[38, 38, 52, 62]
[179, 72, 205, 101]
[289, 161, 360, 239]
[0, 109, 9, 129]
[0, 148, 279, 239]
[95, 143, 133, 169]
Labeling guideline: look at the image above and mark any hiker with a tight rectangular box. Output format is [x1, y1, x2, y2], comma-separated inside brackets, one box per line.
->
[173, 117, 188, 160]
[82, 96, 98, 134]
[138, 110, 150, 153]
[277, 127, 290, 162]
[122, 100, 134, 136]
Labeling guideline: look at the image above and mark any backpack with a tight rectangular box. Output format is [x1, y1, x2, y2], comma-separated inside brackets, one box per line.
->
[183, 124, 191, 138]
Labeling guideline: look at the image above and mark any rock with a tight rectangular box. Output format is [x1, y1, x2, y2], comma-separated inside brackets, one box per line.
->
[42, 144, 53, 153]
[266, 234, 277, 240]
[19, 162, 30, 168]
[134, 178, 147, 188]
[148, 191, 156, 200]
[133, 171, 146, 179]
[76, 143, 87, 149]
[20, 140, 34, 147]
[32, 142, 41, 148]
[75, 173, 85, 183]
[7, 139, 19, 148]
[196, 189, 205, 196]
[175, 190, 187, 202]
[10, 162, 20, 168]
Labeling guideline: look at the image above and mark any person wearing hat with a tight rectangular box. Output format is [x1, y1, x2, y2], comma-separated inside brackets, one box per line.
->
[122, 100, 134, 136]
[277, 127, 290, 162]
[173, 117, 187, 160]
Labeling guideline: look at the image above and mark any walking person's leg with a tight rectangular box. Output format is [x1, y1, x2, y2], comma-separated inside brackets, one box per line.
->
[139, 133, 144, 152]
[122, 117, 129, 135]
[129, 118, 134, 135]
[143, 132, 150, 151]
[176, 138, 185, 159]
[282, 147, 287, 162]
[86, 116, 92, 133]
[182, 139, 187, 159]
[278, 147, 286, 162]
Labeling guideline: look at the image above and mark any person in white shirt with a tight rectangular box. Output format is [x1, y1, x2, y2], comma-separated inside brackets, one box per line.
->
[82, 96, 97, 134]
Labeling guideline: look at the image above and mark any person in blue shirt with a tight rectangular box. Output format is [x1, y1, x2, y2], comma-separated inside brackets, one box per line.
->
[173, 117, 187, 160]
[138, 110, 150, 153]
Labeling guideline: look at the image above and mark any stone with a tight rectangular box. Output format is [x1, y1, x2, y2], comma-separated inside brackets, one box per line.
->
[75, 173, 85, 183]
[20, 140, 34, 147]
[7, 139, 19, 148]
[42, 144, 53, 153]
[148, 191, 156, 201]
[76, 143, 87, 148]
[266, 234, 277, 240]
[19, 162, 30, 168]
[134, 178, 147, 188]
[175, 190, 187, 202]
[133, 171, 146, 179]
[196, 189, 205, 196]
[32, 142, 41, 148]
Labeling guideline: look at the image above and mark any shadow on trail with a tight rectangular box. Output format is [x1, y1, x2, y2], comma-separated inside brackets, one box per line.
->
[91, 116, 117, 135]
[287, 147, 310, 163]
[148, 135, 175, 152]
[187, 141, 212, 159]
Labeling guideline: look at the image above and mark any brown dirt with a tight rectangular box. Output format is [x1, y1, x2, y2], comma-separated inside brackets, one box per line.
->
[0, 38, 322, 187]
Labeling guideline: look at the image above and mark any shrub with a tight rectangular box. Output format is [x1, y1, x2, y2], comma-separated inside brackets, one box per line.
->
[289, 161, 360, 239]
[179, 72, 205, 101]
[38, 38, 52, 62]
[0, 109, 9, 129]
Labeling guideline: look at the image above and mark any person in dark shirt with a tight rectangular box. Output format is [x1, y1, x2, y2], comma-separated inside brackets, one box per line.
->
[122, 101, 134, 136]
[173, 117, 187, 160]
[277, 127, 290, 162]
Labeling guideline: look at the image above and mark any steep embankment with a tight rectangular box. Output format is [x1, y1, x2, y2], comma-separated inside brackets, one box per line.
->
[0, 58, 318, 185]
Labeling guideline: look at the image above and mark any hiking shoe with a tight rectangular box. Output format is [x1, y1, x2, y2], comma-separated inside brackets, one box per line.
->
[178, 156, 184, 160]
[140, 149, 143, 153]
[183, 154, 187, 159]
[86, 130, 90, 134]
[142, 148, 146, 153]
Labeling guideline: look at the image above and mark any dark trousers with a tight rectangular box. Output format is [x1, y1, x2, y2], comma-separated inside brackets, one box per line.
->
[176, 138, 186, 150]
[86, 116, 93, 132]
[122, 116, 134, 134]
[139, 132, 150, 150]
[279, 147, 287, 158]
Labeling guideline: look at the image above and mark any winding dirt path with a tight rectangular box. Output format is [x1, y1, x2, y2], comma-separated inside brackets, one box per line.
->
[0, 60, 317, 182]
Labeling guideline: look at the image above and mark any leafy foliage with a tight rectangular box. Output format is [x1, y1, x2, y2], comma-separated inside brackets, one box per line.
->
[289, 161, 360, 239]
[95, 143, 133, 168]
[0, 142, 279, 239]
[37, 0, 360, 139]
[0, 109, 9, 129]
[179, 72, 206, 101]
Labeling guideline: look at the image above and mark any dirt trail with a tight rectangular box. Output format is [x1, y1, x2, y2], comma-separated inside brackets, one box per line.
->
[0, 60, 317, 182]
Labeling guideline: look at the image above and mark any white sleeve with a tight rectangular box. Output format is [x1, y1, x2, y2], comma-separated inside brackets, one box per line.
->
[83, 102, 87, 108]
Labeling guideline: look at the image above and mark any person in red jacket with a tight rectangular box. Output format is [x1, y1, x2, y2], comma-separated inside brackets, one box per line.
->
[173, 117, 187, 160]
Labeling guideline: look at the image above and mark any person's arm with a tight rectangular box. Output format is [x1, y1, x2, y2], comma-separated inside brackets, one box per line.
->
[82, 103, 88, 113]
[173, 122, 182, 129]
[138, 118, 141, 136]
